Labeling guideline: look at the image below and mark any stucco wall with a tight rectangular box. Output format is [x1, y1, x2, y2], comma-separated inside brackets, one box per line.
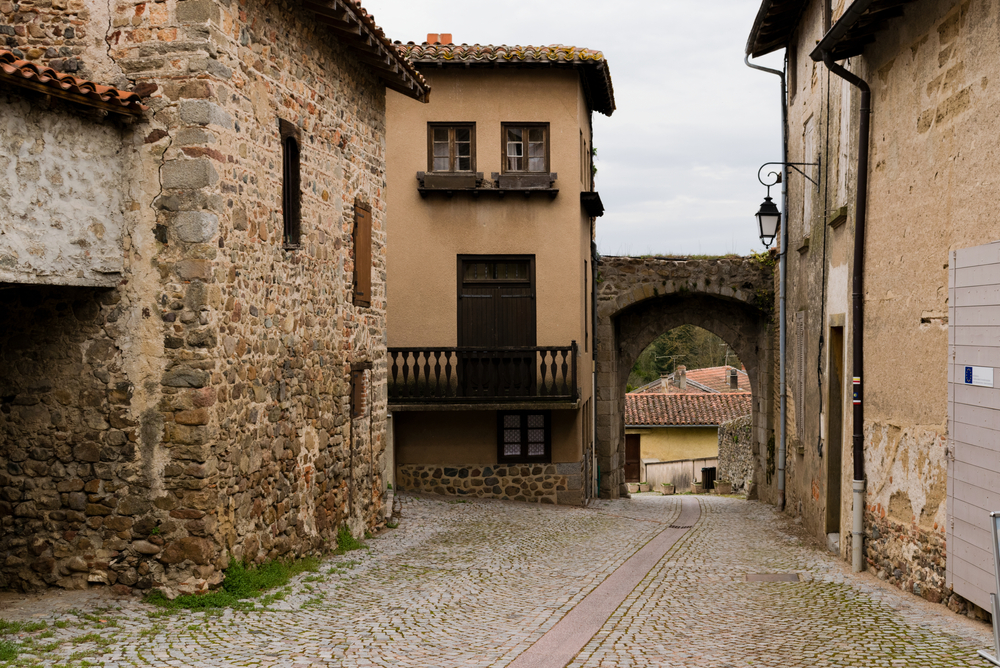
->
[627, 426, 719, 463]
[0, 92, 129, 287]
[385, 66, 595, 492]
[772, 0, 996, 614]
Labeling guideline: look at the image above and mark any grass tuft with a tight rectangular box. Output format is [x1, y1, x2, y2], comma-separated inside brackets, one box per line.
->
[334, 526, 363, 555]
[146, 555, 323, 612]
[0, 637, 17, 662]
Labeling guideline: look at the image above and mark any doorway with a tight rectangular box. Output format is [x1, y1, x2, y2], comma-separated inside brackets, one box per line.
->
[457, 256, 536, 396]
[625, 433, 641, 483]
[826, 326, 844, 534]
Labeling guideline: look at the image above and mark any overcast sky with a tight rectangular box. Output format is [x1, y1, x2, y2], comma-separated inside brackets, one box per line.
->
[364, 0, 787, 257]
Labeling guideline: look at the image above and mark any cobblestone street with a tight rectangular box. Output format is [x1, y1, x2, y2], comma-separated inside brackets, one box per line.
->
[0, 494, 993, 667]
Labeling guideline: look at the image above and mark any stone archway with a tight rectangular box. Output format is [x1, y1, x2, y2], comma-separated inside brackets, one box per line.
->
[594, 256, 775, 498]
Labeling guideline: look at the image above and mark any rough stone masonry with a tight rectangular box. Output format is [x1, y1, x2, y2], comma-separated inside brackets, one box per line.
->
[0, 0, 407, 595]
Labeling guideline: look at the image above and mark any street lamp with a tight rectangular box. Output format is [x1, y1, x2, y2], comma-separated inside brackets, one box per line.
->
[755, 158, 821, 250]
[756, 195, 780, 248]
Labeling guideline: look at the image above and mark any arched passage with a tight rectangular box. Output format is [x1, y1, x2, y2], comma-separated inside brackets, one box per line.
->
[595, 256, 774, 498]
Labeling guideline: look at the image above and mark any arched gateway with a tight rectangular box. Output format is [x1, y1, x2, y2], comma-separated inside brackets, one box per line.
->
[594, 255, 775, 498]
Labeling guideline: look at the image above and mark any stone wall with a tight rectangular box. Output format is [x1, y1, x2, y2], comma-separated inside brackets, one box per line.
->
[0, 0, 122, 82]
[717, 415, 753, 493]
[0, 0, 394, 595]
[594, 254, 774, 500]
[0, 285, 150, 590]
[396, 462, 584, 505]
[0, 91, 130, 287]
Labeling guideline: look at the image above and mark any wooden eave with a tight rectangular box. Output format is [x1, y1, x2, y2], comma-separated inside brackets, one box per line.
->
[745, 0, 806, 58]
[303, 0, 429, 102]
[407, 57, 614, 116]
[809, 0, 915, 61]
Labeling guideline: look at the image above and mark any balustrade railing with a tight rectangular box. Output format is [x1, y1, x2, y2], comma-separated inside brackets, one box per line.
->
[387, 343, 578, 403]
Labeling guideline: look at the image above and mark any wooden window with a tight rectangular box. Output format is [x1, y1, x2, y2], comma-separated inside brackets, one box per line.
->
[353, 201, 372, 307]
[279, 119, 301, 248]
[502, 123, 548, 173]
[498, 411, 550, 463]
[428, 123, 475, 173]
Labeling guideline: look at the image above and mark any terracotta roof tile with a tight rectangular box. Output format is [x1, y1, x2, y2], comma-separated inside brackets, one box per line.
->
[683, 366, 751, 393]
[626, 392, 752, 427]
[0, 50, 147, 115]
[397, 43, 615, 116]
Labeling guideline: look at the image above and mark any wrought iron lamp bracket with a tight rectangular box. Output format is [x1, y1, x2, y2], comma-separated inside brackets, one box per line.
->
[757, 158, 821, 197]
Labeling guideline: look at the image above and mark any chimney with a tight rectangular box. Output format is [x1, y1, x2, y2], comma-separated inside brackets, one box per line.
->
[426, 33, 453, 45]
[677, 365, 687, 391]
[729, 369, 739, 390]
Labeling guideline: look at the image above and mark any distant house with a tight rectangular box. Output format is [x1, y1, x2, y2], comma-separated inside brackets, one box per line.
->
[624, 390, 752, 483]
[632, 365, 750, 394]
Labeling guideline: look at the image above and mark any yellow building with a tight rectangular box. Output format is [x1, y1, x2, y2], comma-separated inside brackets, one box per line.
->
[624, 392, 752, 482]
[384, 37, 615, 505]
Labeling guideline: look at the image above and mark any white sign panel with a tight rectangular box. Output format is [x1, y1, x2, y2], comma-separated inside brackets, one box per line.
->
[964, 366, 995, 388]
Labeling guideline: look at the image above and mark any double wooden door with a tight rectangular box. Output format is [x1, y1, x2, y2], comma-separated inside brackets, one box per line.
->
[457, 256, 536, 396]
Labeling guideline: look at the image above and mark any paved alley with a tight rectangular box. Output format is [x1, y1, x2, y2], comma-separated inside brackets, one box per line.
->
[0, 494, 993, 667]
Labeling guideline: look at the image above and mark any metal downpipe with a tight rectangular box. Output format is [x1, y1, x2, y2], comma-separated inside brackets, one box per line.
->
[744, 54, 788, 510]
[821, 51, 870, 573]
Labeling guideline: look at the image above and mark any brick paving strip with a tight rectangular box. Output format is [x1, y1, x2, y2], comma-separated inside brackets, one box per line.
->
[507, 496, 701, 668]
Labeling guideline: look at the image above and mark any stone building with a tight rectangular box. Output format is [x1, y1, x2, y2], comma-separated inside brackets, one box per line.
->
[747, 0, 1000, 614]
[0, 0, 428, 594]
[384, 37, 614, 505]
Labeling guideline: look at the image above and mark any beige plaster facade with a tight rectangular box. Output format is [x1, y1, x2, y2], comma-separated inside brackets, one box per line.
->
[748, 0, 1000, 614]
[626, 426, 719, 464]
[386, 44, 614, 505]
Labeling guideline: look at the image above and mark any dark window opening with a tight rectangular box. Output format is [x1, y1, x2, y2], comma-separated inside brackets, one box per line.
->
[498, 410, 551, 463]
[279, 119, 301, 248]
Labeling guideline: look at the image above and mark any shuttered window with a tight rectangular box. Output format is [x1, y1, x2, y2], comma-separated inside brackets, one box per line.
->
[498, 411, 550, 463]
[279, 119, 301, 248]
[353, 201, 372, 307]
[796, 311, 806, 441]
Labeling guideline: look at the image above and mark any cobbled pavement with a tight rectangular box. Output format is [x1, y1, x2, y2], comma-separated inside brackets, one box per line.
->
[0, 494, 993, 667]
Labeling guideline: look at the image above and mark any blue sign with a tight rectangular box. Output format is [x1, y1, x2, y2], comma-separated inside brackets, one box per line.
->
[967, 366, 974, 384]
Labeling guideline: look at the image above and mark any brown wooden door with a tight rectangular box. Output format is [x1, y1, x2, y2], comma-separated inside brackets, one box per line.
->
[625, 434, 641, 483]
[458, 257, 535, 396]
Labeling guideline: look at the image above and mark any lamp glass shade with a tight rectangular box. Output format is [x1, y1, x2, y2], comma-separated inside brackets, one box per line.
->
[756, 196, 780, 247]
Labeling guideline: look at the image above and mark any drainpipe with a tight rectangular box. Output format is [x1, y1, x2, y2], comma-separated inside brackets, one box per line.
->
[744, 54, 788, 511]
[820, 51, 870, 573]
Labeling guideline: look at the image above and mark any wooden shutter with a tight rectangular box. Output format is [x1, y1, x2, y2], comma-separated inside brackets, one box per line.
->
[796, 311, 806, 440]
[353, 202, 372, 307]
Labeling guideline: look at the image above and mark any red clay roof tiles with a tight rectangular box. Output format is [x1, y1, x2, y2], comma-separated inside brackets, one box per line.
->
[397, 43, 615, 116]
[626, 392, 752, 427]
[0, 49, 147, 115]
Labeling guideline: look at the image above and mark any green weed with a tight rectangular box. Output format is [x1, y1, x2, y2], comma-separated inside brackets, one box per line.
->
[146, 555, 322, 612]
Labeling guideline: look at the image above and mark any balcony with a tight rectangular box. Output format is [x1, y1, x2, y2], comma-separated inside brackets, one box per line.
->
[387, 343, 578, 410]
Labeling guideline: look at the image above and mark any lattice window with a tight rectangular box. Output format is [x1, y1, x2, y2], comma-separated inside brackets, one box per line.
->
[498, 411, 550, 463]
